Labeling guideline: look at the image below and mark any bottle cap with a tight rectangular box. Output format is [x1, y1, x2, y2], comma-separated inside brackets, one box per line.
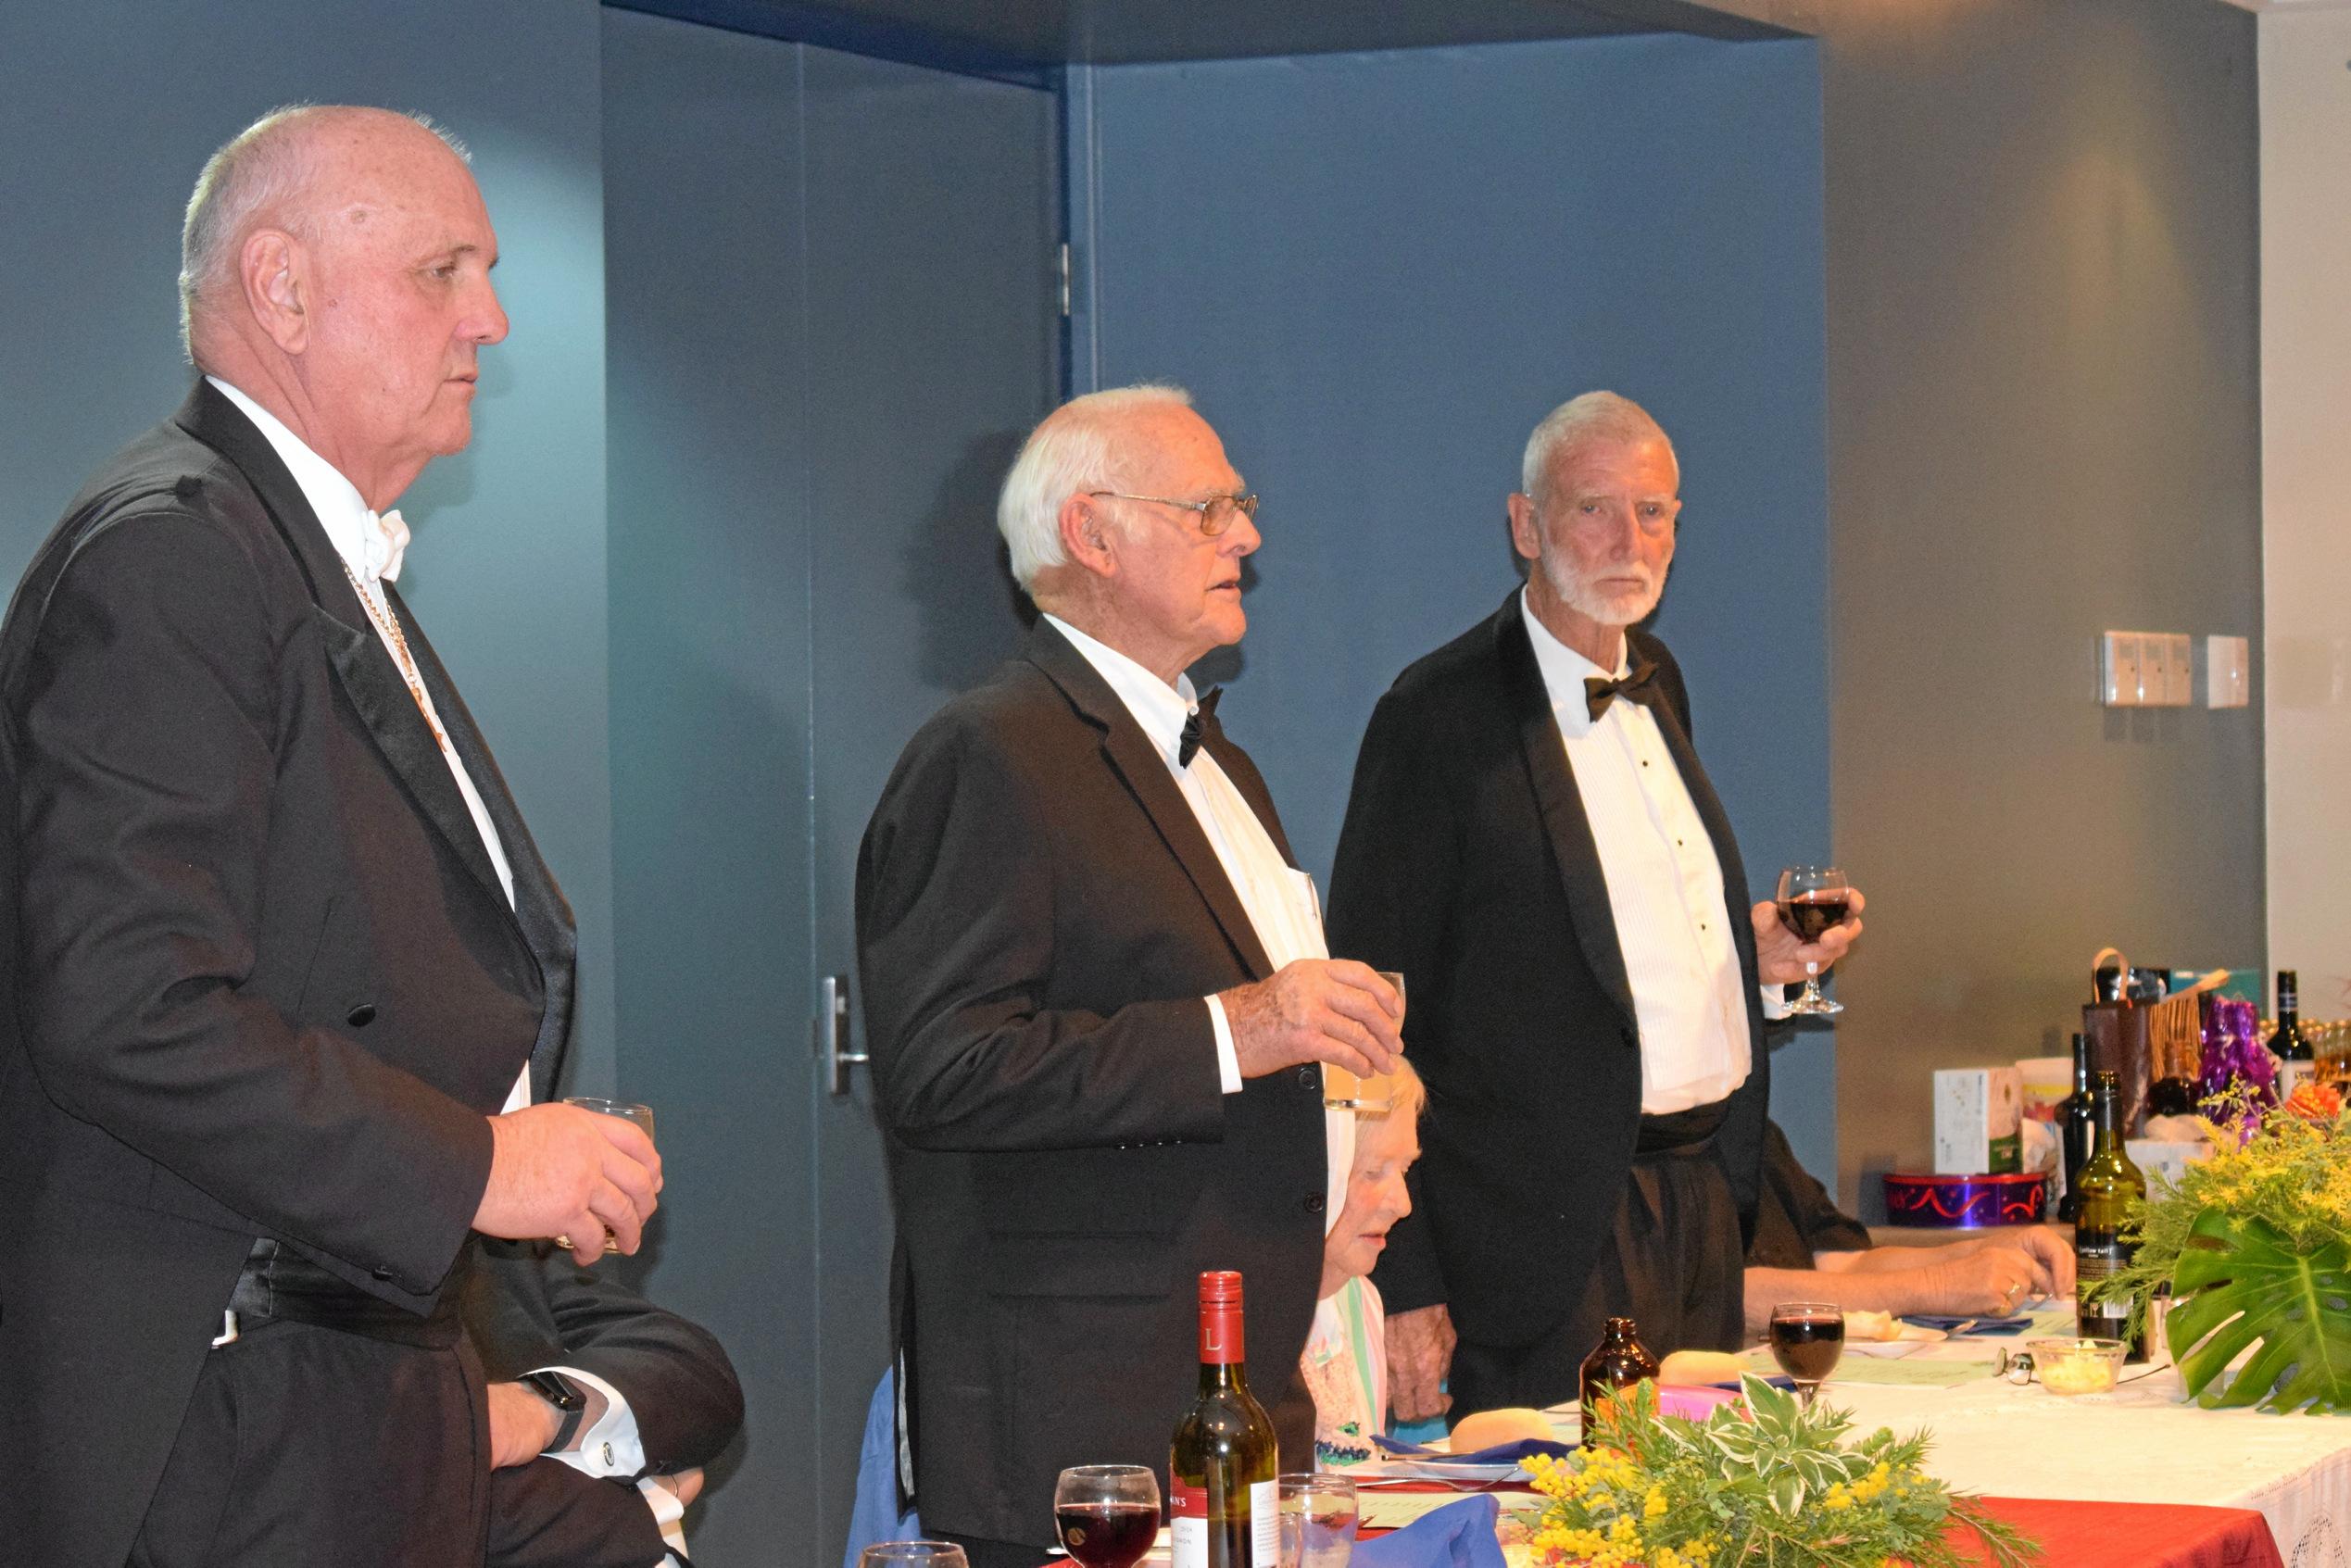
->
[1199, 1270, 1243, 1309]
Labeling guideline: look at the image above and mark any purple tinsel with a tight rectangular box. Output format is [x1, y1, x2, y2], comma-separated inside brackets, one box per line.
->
[2198, 997, 2278, 1131]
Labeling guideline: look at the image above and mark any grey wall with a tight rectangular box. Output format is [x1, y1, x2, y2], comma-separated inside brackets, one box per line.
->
[1070, 35, 1842, 1171]
[1816, 0, 2265, 1211]
[0, 0, 622, 1088]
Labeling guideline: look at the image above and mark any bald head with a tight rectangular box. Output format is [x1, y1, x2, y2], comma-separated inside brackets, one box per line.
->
[180, 105, 471, 367]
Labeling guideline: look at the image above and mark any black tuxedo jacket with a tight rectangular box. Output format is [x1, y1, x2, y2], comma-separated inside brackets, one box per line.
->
[0, 382, 576, 1568]
[857, 620, 1325, 1546]
[466, 1243, 746, 1568]
[1326, 592, 1771, 1350]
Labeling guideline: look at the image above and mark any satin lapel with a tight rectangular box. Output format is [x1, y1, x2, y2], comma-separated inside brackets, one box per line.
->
[174, 383, 509, 906]
[1641, 689, 1765, 1000]
[1493, 594, 1640, 1035]
[1025, 624, 1277, 982]
[392, 586, 579, 1089]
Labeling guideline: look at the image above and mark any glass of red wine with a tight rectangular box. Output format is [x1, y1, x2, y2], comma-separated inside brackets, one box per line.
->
[1054, 1465, 1163, 1568]
[1774, 865, 1850, 1017]
[1767, 1300, 1846, 1410]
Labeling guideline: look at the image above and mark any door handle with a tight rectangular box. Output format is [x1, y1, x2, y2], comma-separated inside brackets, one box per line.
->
[817, 974, 866, 1095]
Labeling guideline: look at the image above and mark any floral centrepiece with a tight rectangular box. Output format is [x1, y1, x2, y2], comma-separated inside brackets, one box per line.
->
[1521, 1375, 2037, 1568]
[2092, 1099, 2351, 1414]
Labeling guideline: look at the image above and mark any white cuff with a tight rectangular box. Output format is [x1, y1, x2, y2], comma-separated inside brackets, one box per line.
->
[1205, 995, 1243, 1094]
[1759, 982, 1792, 1022]
[637, 1474, 689, 1562]
[537, 1366, 645, 1477]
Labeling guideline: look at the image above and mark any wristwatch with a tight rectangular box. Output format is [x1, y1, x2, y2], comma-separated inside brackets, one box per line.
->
[520, 1369, 589, 1451]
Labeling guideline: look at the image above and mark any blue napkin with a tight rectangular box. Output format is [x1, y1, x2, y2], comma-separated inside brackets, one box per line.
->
[1371, 1436, 1572, 1464]
[1901, 1313, 2030, 1336]
[1352, 1497, 1507, 1568]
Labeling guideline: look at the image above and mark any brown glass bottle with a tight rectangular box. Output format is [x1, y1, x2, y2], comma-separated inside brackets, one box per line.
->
[1578, 1316, 1658, 1447]
[2074, 1070, 2150, 1362]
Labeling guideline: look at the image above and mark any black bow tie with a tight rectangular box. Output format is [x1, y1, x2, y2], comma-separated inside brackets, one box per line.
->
[1585, 659, 1662, 722]
[1178, 687, 1223, 768]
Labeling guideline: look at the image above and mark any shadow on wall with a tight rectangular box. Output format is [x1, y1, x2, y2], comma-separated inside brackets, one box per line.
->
[909, 430, 1038, 689]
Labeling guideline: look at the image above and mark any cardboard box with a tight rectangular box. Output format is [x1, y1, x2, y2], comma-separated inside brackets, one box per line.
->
[1934, 1067, 2022, 1175]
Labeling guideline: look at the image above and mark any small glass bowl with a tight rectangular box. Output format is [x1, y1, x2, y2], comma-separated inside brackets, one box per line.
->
[2027, 1336, 2126, 1395]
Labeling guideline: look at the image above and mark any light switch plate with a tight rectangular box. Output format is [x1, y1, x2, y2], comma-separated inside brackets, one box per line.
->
[2101, 631, 2144, 707]
[2165, 633, 2194, 705]
[2206, 634, 2249, 708]
[2142, 633, 2174, 706]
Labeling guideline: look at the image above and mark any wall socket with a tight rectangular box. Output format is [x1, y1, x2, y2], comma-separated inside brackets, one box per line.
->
[2100, 631, 2194, 707]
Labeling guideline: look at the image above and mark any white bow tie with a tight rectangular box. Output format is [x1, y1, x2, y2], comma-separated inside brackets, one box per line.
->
[362, 508, 410, 585]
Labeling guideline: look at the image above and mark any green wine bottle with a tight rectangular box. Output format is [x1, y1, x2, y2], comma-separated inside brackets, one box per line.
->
[1171, 1271, 1278, 1568]
[2073, 1070, 2149, 1361]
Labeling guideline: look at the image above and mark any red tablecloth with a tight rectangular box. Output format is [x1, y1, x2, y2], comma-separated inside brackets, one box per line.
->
[1958, 1497, 2282, 1568]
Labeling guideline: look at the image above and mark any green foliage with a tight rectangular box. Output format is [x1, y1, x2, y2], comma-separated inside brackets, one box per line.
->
[2166, 1209, 2351, 1414]
[1523, 1376, 2040, 1568]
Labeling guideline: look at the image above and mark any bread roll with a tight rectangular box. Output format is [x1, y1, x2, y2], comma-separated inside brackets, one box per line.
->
[1448, 1406, 1553, 1450]
[1842, 1310, 1897, 1342]
[1656, 1349, 1743, 1386]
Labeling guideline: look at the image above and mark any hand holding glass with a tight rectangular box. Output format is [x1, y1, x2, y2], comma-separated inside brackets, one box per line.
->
[1774, 866, 1850, 1017]
[554, 1097, 656, 1255]
[1054, 1465, 1162, 1568]
[1323, 972, 1404, 1115]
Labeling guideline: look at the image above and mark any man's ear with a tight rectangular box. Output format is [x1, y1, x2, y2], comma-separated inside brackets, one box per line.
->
[242, 230, 308, 355]
[1057, 493, 1120, 580]
[1504, 492, 1542, 563]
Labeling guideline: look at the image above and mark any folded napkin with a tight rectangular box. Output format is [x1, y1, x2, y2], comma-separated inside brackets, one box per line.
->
[1901, 1313, 2031, 1336]
[1372, 1435, 1571, 1464]
[1352, 1497, 1506, 1568]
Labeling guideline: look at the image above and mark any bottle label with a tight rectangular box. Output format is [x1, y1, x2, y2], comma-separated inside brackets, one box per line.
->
[1251, 1479, 1277, 1567]
[2280, 1058, 2317, 1098]
[1169, 1481, 1277, 1568]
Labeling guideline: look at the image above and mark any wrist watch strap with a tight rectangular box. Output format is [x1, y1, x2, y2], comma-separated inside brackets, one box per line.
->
[521, 1369, 588, 1450]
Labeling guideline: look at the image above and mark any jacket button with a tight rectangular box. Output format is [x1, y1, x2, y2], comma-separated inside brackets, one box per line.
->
[1297, 1066, 1317, 1089]
[371, 1265, 395, 1281]
[1620, 1024, 1638, 1048]
[1305, 1193, 1326, 1214]
[347, 1003, 378, 1027]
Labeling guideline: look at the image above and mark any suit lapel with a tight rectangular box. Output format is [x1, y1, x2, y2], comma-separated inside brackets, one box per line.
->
[1025, 623, 1277, 983]
[1492, 593, 1641, 1036]
[176, 383, 514, 909]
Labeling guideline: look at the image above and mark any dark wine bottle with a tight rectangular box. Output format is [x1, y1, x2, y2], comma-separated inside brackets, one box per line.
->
[2074, 1071, 2149, 1362]
[2058, 1032, 2094, 1223]
[2270, 970, 2316, 1098]
[1171, 1271, 1278, 1568]
[1578, 1315, 1659, 1448]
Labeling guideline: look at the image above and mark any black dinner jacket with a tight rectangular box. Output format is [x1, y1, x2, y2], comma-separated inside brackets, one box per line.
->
[0, 380, 576, 1568]
[856, 620, 1326, 1547]
[1326, 590, 1771, 1350]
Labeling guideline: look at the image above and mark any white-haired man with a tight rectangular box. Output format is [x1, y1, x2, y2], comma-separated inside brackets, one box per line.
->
[0, 107, 661, 1567]
[857, 385, 1403, 1568]
[1327, 392, 1864, 1420]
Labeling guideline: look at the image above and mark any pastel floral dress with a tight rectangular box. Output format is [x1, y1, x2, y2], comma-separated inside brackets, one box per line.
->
[1301, 1275, 1387, 1469]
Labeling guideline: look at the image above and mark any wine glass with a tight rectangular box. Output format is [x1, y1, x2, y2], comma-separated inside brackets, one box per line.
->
[860, 1546, 970, 1568]
[558, 1097, 657, 1254]
[1767, 1300, 1846, 1409]
[1774, 866, 1850, 1017]
[1277, 1473, 1358, 1568]
[1053, 1466, 1162, 1568]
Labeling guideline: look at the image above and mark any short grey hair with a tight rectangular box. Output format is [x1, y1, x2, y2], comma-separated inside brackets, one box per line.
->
[998, 384, 1194, 590]
[178, 104, 471, 364]
[1520, 391, 1678, 500]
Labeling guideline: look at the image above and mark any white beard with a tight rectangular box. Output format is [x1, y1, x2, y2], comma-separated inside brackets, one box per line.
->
[1539, 548, 1667, 633]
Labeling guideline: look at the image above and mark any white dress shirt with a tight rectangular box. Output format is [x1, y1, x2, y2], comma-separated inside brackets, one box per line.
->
[1518, 591, 1754, 1114]
[1044, 616, 1353, 1227]
[209, 380, 679, 1558]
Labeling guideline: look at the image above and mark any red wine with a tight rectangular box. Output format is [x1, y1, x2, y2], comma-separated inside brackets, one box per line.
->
[1058, 1503, 1162, 1568]
[1779, 895, 1849, 943]
[1768, 1314, 1845, 1383]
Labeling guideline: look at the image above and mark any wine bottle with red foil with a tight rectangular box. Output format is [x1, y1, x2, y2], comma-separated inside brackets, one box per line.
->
[1171, 1271, 1278, 1568]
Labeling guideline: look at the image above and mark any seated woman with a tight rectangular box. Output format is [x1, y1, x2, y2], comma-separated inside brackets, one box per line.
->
[1301, 1062, 1424, 1469]
[1741, 1118, 2076, 1338]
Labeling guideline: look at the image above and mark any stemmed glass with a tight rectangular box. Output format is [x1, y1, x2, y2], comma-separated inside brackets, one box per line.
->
[1053, 1466, 1162, 1568]
[1767, 1301, 1846, 1410]
[861, 1546, 969, 1568]
[1774, 866, 1851, 1017]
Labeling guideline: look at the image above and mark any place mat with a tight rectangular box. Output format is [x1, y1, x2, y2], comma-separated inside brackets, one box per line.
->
[1735, 1347, 1995, 1388]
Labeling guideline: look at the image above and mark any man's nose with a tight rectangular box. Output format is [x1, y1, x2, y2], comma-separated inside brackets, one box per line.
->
[471, 280, 510, 345]
[1222, 510, 1261, 558]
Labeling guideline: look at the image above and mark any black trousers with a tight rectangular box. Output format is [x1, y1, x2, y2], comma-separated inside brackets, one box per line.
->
[1450, 1131, 1746, 1417]
[127, 1316, 486, 1568]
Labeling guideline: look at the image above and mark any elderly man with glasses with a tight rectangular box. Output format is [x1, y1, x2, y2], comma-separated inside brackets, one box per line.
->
[857, 383, 1403, 1568]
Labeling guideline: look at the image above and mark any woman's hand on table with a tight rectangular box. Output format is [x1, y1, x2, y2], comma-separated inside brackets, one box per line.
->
[1385, 1304, 1457, 1424]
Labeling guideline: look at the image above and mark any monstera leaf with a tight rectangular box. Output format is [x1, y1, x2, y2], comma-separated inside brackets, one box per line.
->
[2167, 1207, 2351, 1413]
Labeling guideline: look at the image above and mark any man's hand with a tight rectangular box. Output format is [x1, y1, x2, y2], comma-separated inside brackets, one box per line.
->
[1218, 960, 1404, 1080]
[474, 1103, 663, 1267]
[1385, 1303, 1456, 1424]
[1985, 1224, 2075, 1298]
[1751, 888, 1865, 987]
[1929, 1245, 2046, 1316]
[486, 1380, 561, 1468]
[650, 1469, 706, 1508]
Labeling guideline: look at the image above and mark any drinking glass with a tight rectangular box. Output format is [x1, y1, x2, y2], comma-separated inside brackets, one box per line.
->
[1053, 1465, 1162, 1568]
[860, 1545, 970, 1568]
[1774, 866, 1851, 1017]
[1767, 1301, 1846, 1409]
[1277, 1473, 1358, 1568]
[1323, 972, 1405, 1115]
[558, 1097, 657, 1254]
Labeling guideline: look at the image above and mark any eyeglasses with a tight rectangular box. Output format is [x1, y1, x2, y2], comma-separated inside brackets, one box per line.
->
[1087, 490, 1260, 538]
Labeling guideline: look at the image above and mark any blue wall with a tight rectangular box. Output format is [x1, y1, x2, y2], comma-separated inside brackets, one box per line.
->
[1069, 35, 1840, 1169]
[0, 0, 622, 1089]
